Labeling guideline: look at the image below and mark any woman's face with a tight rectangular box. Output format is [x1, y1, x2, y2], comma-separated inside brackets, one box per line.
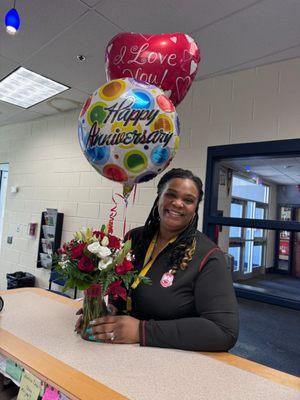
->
[157, 178, 199, 234]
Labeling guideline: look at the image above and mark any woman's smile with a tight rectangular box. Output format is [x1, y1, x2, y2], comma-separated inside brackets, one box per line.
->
[164, 208, 184, 218]
[158, 178, 199, 234]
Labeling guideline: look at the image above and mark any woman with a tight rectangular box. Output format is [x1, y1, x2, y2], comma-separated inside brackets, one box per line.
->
[77, 168, 239, 351]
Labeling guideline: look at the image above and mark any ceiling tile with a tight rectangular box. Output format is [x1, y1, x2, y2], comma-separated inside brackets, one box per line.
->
[275, 178, 298, 184]
[195, 0, 300, 78]
[1, 0, 300, 126]
[0, 56, 19, 81]
[24, 11, 121, 94]
[171, 0, 259, 34]
[0, 0, 89, 63]
[95, 0, 183, 33]
[221, 155, 300, 184]
[30, 88, 89, 115]
[80, 0, 103, 6]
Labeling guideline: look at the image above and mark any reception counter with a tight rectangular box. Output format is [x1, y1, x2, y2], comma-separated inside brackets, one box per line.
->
[0, 288, 299, 400]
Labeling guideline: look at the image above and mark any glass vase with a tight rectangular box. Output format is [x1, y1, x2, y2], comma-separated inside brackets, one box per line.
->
[81, 283, 106, 340]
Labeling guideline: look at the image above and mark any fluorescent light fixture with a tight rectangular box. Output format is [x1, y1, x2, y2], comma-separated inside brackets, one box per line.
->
[0, 67, 69, 108]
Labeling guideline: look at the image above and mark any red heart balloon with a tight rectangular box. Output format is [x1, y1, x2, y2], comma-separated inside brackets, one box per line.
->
[105, 32, 201, 107]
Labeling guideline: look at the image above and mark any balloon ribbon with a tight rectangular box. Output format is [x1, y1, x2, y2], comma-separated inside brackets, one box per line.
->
[108, 193, 128, 237]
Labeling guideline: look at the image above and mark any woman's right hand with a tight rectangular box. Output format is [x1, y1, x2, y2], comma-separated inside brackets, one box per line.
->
[74, 303, 118, 334]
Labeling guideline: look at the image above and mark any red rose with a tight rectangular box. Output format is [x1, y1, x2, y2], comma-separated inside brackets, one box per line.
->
[78, 256, 94, 272]
[108, 234, 121, 249]
[93, 231, 105, 239]
[71, 243, 86, 259]
[115, 259, 133, 275]
[107, 280, 126, 300]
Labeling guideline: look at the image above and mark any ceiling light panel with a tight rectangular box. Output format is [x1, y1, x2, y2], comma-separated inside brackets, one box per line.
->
[0, 67, 69, 108]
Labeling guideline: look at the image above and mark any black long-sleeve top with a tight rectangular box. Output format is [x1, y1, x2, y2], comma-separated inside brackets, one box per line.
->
[128, 227, 239, 352]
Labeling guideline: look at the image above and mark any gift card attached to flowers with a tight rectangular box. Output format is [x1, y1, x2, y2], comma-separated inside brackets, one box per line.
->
[54, 225, 149, 300]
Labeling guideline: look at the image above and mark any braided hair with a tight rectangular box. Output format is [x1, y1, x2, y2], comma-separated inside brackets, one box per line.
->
[135, 168, 203, 274]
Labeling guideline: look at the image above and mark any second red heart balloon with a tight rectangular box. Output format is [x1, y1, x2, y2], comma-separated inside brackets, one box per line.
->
[105, 32, 201, 107]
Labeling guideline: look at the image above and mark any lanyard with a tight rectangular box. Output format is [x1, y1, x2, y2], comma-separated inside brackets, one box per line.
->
[131, 232, 177, 290]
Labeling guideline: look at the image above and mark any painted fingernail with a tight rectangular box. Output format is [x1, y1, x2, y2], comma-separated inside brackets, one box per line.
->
[86, 327, 93, 335]
[88, 335, 96, 341]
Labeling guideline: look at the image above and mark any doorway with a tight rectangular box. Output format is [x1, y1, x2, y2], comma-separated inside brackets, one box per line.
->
[203, 139, 300, 309]
[228, 175, 268, 281]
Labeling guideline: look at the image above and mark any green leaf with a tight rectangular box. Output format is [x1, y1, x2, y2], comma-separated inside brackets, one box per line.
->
[62, 278, 75, 291]
[75, 281, 92, 290]
[139, 276, 152, 285]
[101, 225, 108, 235]
[101, 274, 116, 295]
[113, 239, 132, 267]
[123, 239, 132, 254]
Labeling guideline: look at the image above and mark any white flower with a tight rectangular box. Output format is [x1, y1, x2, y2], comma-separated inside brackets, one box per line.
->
[98, 256, 113, 270]
[97, 246, 111, 258]
[58, 261, 68, 269]
[87, 241, 111, 258]
[101, 236, 109, 246]
[87, 241, 102, 254]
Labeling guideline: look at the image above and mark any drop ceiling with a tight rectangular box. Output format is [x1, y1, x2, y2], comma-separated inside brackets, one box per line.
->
[0, 0, 300, 126]
[221, 156, 300, 185]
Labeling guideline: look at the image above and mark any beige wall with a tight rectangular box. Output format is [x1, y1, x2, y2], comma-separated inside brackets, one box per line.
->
[0, 57, 300, 290]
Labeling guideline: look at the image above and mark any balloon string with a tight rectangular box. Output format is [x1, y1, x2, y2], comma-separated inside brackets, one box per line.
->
[122, 198, 128, 238]
[132, 184, 137, 204]
[108, 193, 128, 237]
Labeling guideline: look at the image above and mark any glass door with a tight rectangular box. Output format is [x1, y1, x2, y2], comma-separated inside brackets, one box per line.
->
[229, 198, 266, 280]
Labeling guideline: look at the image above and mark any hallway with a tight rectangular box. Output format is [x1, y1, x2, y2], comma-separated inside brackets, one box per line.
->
[231, 298, 300, 377]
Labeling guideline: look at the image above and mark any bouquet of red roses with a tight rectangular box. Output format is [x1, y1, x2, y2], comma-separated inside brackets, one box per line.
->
[55, 225, 148, 339]
[55, 225, 145, 299]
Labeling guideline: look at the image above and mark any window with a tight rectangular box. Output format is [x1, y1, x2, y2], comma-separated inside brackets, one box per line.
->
[228, 246, 241, 272]
[229, 175, 268, 277]
[232, 175, 269, 203]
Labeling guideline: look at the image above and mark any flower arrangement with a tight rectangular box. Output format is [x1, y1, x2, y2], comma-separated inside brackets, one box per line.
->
[54, 225, 148, 339]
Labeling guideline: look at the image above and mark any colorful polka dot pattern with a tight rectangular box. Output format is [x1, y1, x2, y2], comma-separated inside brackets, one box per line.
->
[78, 78, 180, 197]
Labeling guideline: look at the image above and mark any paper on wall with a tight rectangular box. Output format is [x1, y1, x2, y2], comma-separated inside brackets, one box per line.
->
[5, 359, 23, 382]
[42, 386, 59, 400]
[17, 370, 42, 400]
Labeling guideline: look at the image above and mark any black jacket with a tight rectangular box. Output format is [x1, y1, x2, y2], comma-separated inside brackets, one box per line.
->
[128, 227, 239, 351]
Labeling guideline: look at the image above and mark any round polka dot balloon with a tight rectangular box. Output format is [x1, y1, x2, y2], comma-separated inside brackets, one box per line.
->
[78, 78, 180, 198]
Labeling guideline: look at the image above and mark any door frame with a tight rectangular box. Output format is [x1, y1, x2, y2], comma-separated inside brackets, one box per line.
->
[202, 138, 300, 309]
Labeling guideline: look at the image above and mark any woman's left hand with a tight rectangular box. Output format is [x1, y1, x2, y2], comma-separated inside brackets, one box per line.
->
[88, 315, 140, 344]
